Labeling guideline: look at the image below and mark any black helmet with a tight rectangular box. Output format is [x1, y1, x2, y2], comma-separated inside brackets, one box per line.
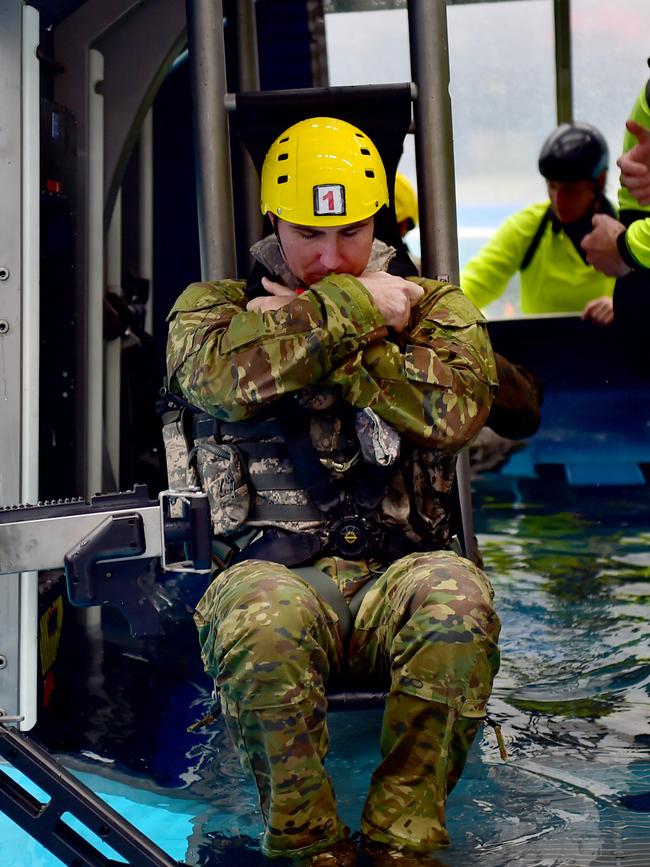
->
[538, 122, 608, 182]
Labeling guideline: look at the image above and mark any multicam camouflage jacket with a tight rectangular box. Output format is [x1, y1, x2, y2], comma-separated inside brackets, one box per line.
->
[166, 238, 497, 554]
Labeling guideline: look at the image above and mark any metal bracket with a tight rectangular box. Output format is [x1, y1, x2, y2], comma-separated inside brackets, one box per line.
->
[63, 513, 161, 637]
[159, 488, 212, 574]
[0, 714, 25, 725]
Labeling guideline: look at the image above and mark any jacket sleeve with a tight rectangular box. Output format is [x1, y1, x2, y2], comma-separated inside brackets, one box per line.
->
[486, 353, 543, 439]
[622, 218, 650, 269]
[166, 276, 387, 420]
[326, 278, 498, 452]
[460, 204, 548, 310]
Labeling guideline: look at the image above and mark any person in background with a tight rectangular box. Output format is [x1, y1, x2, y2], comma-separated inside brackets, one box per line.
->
[166, 117, 501, 866]
[461, 122, 616, 326]
[394, 171, 419, 242]
[581, 76, 650, 343]
[391, 172, 421, 273]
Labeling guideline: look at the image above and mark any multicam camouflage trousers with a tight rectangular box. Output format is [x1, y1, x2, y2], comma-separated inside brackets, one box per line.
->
[194, 550, 501, 859]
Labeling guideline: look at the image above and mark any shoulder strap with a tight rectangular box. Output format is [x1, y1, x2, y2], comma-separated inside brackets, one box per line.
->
[277, 398, 343, 514]
[520, 206, 552, 271]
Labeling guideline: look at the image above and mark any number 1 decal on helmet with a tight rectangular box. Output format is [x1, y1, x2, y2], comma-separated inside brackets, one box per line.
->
[314, 184, 346, 217]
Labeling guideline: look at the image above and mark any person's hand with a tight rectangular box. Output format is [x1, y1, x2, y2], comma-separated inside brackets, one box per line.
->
[617, 119, 650, 205]
[357, 271, 424, 332]
[581, 214, 632, 277]
[246, 276, 296, 312]
[581, 295, 614, 326]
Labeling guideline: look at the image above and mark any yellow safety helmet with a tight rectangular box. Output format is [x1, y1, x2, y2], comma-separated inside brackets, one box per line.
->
[394, 172, 419, 229]
[260, 117, 389, 227]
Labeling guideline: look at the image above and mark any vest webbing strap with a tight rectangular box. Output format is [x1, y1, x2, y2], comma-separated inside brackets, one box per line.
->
[231, 529, 321, 567]
[520, 206, 552, 271]
[236, 442, 288, 460]
[250, 501, 323, 522]
[194, 414, 285, 441]
[250, 472, 300, 491]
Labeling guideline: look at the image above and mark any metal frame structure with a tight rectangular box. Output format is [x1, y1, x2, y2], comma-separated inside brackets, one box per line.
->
[235, 0, 263, 262]
[554, 0, 573, 124]
[0, 724, 180, 866]
[408, 0, 477, 562]
[0, 0, 24, 728]
[53, 0, 186, 498]
[0, 0, 40, 733]
[185, 0, 236, 280]
[0, 0, 472, 717]
[0, 0, 579, 860]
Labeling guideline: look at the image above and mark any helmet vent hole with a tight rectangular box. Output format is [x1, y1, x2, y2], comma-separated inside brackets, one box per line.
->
[365, 170, 375, 178]
[360, 148, 370, 156]
[355, 133, 365, 138]
[277, 175, 289, 184]
[279, 136, 289, 143]
[277, 153, 288, 161]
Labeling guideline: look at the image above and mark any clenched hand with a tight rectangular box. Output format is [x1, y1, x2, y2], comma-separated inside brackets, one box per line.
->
[581, 214, 632, 278]
[246, 277, 296, 312]
[357, 271, 424, 332]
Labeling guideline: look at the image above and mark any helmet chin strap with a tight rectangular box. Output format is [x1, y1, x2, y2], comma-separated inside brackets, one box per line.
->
[269, 214, 284, 253]
[269, 215, 308, 292]
[585, 181, 609, 221]
[270, 214, 292, 268]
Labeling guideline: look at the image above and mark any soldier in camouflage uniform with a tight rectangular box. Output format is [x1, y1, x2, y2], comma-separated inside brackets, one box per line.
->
[166, 117, 501, 865]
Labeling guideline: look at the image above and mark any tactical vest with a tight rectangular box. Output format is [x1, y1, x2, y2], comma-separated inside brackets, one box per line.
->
[162, 388, 454, 568]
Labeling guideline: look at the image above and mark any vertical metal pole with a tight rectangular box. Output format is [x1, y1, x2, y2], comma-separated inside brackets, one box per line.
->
[307, 0, 329, 88]
[236, 0, 262, 265]
[408, 0, 477, 564]
[87, 48, 105, 499]
[83, 46, 105, 632]
[554, 0, 573, 125]
[105, 190, 122, 490]
[139, 110, 154, 335]
[186, 0, 236, 280]
[408, 0, 459, 283]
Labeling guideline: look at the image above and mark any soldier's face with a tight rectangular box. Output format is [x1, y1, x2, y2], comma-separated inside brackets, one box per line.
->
[275, 217, 374, 286]
[547, 179, 598, 224]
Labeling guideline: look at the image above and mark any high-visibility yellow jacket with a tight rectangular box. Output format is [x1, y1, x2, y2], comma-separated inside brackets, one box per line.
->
[619, 84, 650, 270]
[460, 201, 615, 314]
